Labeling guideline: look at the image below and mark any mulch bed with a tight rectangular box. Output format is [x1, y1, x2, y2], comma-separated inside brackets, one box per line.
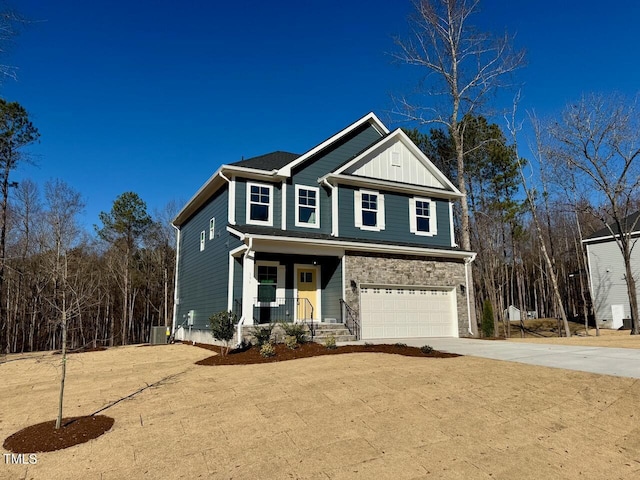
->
[3, 415, 115, 453]
[194, 341, 460, 366]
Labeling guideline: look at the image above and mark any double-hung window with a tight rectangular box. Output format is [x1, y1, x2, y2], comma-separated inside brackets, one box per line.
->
[247, 182, 273, 226]
[354, 189, 385, 231]
[199, 230, 205, 251]
[295, 185, 319, 228]
[409, 197, 437, 236]
[255, 262, 285, 306]
[209, 217, 215, 240]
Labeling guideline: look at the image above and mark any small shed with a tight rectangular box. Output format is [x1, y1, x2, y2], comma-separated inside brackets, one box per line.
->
[503, 305, 521, 321]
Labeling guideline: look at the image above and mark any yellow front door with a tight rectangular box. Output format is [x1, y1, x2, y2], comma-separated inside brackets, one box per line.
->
[297, 268, 317, 321]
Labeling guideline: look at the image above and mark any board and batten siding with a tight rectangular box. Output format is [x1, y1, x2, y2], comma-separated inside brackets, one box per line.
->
[337, 184, 452, 247]
[344, 138, 446, 189]
[286, 124, 383, 234]
[587, 238, 640, 325]
[176, 186, 242, 329]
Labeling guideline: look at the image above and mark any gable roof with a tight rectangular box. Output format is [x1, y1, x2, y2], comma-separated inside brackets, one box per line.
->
[584, 211, 640, 243]
[319, 128, 462, 199]
[275, 112, 389, 176]
[231, 151, 300, 170]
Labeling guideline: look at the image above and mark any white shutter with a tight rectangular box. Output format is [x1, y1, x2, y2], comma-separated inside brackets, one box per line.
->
[354, 190, 362, 228]
[378, 194, 385, 230]
[277, 265, 286, 304]
[430, 199, 437, 235]
[409, 198, 417, 233]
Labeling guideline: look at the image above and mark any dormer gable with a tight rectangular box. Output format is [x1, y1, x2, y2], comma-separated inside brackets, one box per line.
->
[332, 129, 459, 194]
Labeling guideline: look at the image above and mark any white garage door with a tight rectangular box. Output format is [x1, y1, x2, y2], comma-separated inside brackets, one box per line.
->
[360, 286, 458, 339]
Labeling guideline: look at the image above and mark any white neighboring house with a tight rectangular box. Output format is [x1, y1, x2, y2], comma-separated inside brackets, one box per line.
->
[584, 212, 640, 329]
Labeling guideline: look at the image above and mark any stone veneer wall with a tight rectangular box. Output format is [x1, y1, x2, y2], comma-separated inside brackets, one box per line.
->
[344, 251, 471, 337]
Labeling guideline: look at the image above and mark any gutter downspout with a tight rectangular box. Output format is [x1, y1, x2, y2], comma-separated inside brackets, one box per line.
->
[236, 236, 253, 347]
[321, 177, 337, 236]
[464, 253, 477, 336]
[171, 224, 181, 340]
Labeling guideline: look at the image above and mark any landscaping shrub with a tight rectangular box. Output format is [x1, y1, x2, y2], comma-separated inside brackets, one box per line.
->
[364, 342, 374, 347]
[420, 345, 433, 354]
[482, 299, 495, 338]
[323, 335, 337, 350]
[260, 343, 276, 358]
[394, 342, 408, 348]
[209, 311, 236, 356]
[279, 322, 307, 344]
[252, 323, 275, 347]
[284, 335, 298, 350]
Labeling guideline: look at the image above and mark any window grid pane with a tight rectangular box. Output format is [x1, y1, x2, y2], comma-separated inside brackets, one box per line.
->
[361, 193, 378, 227]
[298, 188, 318, 225]
[415, 200, 431, 232]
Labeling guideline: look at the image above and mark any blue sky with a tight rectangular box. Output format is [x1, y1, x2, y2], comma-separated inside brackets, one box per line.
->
[3, 0, 640, 227]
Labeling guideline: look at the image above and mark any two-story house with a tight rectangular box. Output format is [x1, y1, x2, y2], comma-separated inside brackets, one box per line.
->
[171, 113, 476, 344]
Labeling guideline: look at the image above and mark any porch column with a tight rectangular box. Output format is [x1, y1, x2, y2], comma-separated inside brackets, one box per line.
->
[242, 249, 255, 325]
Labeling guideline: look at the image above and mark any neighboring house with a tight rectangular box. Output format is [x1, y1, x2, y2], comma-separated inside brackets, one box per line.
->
[584, 212, 640, 329]
[171, 113, 476, 344]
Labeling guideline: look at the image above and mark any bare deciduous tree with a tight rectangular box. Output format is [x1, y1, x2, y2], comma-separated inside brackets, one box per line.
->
[549, 93, 640, 335]
[393, 0, 525, 333]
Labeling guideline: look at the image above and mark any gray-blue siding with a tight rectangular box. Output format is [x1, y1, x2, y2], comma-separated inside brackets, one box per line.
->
[338, 184, 452, 247]
[176, 187, 242, 329]
[286, 124, 383, 234]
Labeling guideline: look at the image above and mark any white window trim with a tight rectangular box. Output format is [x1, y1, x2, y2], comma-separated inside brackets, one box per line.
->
[254, 261, 285, 307]
[410, 197, 437, 236]
[294, 185, 320, 228]
[199, 230, 205, 251]
[354, 189, 385, 231]
[246, 182, 274, 226]
[209, 217, 215, 240]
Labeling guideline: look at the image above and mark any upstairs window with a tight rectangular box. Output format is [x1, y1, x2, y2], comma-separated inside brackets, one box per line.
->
[247, 182, 273, 226]
[410, 197, 437, 236]
[354, 189, 385, 231]
[199, 230, 205, 251]
[295, 185, 319, 228]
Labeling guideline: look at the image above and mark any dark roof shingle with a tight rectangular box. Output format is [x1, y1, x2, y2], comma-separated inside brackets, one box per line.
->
[230, 151, 300, 171]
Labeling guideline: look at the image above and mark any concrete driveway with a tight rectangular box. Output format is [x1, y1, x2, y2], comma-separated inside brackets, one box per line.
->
[344, 337, 640, 379]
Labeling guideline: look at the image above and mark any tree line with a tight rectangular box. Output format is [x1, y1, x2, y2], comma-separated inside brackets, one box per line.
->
[0, 114, 177, 353]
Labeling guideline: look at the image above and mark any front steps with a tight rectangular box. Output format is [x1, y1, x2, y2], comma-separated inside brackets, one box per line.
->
[307, 322, 357, 343]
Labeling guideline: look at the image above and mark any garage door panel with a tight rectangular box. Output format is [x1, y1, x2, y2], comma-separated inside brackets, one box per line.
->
[360, 286, 457, 339]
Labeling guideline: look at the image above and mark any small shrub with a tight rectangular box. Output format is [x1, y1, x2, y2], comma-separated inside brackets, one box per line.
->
[394, 342, 408, 348]
[284, 335, 298, 350]
[279, 322, 307, 344]
[209, 311, 236, 356]
[260, 342, 276, 358]
[364, 342, 374, 347]
[323, 335, 337, 350]
[420, 345, 433, 354]
[252, 323, 275, 347]
[482, 299, 495, 338]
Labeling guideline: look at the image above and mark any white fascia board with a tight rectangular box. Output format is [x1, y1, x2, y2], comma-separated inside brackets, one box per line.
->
[229, 244, 248, 257]
[277, 112, 389, 177]
[332, 128, 462, 195]
[245, 232, 475, 260]
[173, 164, 285, 227]
[582, 231, 640, 244]
[173, 167, 226, 227]
[319, 173, 463, 200]
[227, 225, 246, 241]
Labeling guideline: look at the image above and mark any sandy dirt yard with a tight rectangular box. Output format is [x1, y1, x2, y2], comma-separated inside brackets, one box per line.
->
[2, 341, 640, 480]
[510, 328, 640, 348]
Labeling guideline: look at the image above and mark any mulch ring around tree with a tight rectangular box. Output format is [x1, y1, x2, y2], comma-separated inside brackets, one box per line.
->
[3, 415, 115, 453]
[193, 341, 460, 366]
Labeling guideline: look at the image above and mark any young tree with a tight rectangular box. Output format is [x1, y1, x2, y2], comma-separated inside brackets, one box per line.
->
[394, 0, 525, 333]
[0, 99, 39, 353]
[95, 192, 152, 345]
[549, 93, 640, 335]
